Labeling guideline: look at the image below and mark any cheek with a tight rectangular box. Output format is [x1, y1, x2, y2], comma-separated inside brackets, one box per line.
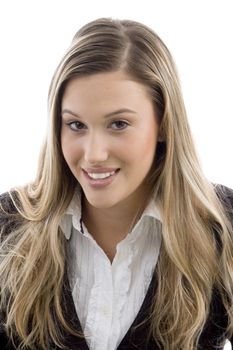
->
[119, 135, 157, 175]
[134, 128, 158, 161]
[61, 134, 80, 166]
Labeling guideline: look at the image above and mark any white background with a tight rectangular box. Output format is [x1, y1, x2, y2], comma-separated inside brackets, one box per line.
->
[0, 0, 232, 348]
[0, 0, 233, 196]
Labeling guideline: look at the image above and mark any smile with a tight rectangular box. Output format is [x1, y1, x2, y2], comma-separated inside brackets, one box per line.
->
[87, 171, 116, 179]
[82, 168, 120, 188]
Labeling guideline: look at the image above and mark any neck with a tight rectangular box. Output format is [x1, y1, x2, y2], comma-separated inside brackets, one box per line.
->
[81, 189, 151, 262]
[82, 191, 150, 239]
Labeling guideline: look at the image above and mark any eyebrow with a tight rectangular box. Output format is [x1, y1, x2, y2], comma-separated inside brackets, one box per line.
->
[61, 108, 137, 119]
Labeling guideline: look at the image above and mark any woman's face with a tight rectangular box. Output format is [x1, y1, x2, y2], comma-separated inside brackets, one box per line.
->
[61, 70, 160, 210]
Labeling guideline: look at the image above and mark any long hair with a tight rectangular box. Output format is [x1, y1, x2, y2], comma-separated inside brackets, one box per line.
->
[0, 18, 233, 349]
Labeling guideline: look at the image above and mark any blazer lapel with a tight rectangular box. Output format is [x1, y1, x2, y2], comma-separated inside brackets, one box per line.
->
[117, 272, 158, 349]
[59, 265, 158, 350]
[58, 263, 90, 350]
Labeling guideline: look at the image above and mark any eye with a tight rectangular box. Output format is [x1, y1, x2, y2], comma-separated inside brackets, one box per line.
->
[110, 120, 129, 130]
[66, 121, 87, 131]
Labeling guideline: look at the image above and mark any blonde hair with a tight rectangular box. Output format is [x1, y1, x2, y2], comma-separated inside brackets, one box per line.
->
[0, 18, 233, 349]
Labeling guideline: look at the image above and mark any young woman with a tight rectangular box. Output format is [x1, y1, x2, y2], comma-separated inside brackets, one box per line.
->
[0, 18, 233, 350]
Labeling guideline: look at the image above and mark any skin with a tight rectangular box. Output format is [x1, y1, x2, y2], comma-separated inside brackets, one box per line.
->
[61, 70, 161, 261]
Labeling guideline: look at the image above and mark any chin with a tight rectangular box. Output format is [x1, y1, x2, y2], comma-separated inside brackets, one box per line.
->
[85, 195, 119, 209]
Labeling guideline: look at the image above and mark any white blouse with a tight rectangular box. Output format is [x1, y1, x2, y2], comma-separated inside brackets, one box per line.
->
[60, 190, 162, 350]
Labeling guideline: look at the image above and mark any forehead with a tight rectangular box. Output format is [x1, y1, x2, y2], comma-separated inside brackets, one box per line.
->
[62, 71, 153, 110]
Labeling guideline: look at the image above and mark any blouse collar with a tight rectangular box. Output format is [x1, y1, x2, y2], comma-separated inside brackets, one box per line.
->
[59, 187, 162, 240]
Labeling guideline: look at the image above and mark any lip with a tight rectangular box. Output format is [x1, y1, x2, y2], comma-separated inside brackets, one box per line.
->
[83, 167, 119, 174]
[82, 168, 120, 188]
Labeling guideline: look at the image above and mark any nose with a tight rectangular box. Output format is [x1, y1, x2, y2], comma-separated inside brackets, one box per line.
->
[83, 132, 109, 164]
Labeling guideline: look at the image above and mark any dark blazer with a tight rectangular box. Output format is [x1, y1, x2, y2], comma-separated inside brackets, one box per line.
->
[0, 185, 233, 349]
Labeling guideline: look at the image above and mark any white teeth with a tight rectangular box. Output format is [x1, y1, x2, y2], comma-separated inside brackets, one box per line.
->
[88, 171, 115, 180]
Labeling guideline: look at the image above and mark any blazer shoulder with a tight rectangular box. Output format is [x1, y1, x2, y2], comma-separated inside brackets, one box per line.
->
[0, 191, 22, 239]
[214, 183, 233, 203]
[214, 183, 233, 218]
[0, 191, 19, 214]
[215, 185, 233, 238]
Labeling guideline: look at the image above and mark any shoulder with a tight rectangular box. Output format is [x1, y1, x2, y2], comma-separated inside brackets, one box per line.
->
[214, 183, 233, 204]
[0, 191, 19, 214]
[214, 183, 233, 222]
[0, 191, 21, 239]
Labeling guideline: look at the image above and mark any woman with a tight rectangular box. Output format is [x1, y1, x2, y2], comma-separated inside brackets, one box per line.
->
[0, 18, 233, 350]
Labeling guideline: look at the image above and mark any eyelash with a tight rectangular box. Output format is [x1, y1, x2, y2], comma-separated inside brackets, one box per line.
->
[66, 120, 129, 132]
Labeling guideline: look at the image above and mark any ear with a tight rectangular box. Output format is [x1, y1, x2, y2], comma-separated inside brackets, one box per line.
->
[157, 135, 164, 142]
[157, 128, 165, 142]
